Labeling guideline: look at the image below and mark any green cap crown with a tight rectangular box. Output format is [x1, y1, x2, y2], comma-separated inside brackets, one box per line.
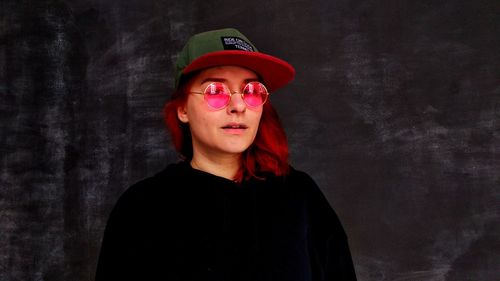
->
[174, 28, 258, 88]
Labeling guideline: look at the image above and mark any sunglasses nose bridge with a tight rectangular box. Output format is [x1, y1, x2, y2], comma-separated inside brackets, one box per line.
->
[227, 90, 246, 108]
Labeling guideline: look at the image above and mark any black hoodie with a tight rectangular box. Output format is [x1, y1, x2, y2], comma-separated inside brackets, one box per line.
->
[95, 161, 357, 281]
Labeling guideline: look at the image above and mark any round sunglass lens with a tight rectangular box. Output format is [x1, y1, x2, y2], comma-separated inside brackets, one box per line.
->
[205, 82, 230, 109]
[243, 82, 268, 107]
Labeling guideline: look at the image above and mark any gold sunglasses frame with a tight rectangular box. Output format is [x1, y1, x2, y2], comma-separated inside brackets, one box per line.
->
[189, 81, 269, 110]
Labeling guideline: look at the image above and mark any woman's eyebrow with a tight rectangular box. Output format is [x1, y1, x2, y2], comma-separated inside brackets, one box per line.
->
[200, 78, 227, 84]
[244, 78, 260, 83]
[200, 77, 260, 84]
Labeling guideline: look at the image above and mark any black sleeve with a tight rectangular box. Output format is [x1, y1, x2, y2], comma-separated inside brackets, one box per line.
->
[302, 173, 358, 281]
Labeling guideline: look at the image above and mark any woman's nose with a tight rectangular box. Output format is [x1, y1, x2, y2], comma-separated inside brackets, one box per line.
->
[227, 92, 246, 113]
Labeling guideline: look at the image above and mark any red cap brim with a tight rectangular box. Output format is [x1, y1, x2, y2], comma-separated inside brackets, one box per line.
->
[183, 50, 295, 93]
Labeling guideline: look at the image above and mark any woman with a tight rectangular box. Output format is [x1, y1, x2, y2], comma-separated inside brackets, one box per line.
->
[95, 28, 357, 281]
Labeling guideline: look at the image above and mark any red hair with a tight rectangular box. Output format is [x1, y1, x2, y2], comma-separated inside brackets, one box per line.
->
[163, 76, 289, 182]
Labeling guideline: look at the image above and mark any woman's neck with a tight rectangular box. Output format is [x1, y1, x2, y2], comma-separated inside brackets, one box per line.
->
[190, 152, 241, 181]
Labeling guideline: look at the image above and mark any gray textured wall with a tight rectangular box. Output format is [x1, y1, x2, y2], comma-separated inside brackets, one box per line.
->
[1, 0, 499, 280]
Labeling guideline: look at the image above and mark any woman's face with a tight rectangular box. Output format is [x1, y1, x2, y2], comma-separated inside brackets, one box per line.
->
[177, 65, 264, 159]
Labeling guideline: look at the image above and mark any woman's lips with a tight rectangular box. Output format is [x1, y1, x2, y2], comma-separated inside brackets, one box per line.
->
[221, 123, 248, 134]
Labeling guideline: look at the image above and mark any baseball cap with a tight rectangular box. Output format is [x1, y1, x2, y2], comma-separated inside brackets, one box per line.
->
[174, 28, 295, 93]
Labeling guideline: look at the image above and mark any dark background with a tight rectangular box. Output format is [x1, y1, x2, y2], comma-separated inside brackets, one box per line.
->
[1, 0, 499, 280]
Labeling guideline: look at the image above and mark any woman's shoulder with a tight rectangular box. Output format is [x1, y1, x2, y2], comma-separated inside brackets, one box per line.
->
[287, 166, 317, 184]
[112, 162, 189, 208]
[283, 167, 345, 223]
[270, 166, 322, 195]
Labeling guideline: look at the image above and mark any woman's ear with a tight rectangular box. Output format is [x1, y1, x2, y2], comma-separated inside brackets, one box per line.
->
[177, 105, 189, 123]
